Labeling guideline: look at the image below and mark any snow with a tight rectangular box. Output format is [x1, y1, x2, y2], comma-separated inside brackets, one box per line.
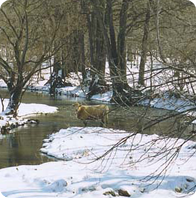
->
[57, 86, 113, 102]
[17, 102, 57, 117]
[1, 127, 196, 197]
[1, 63, 196, 197]
[0, 99, 57, 117]
[141, 93, 195, 112]
[0, 99, 58, 132]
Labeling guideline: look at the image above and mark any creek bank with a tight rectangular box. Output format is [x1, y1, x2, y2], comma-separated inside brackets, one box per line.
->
[0, 117, 39, 134]
[0, 99, 58, 134]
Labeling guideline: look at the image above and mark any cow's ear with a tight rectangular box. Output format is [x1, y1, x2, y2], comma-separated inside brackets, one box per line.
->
[73, 103, 79, 107]
[77, 103, 82, 107]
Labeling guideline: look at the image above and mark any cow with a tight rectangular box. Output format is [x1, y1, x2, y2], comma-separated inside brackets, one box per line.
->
[73, 103, 109, 127]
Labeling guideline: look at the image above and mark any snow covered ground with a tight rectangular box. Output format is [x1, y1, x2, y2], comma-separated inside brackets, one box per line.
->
[0, 99, 58, 135]
[1, 127, 196, 198]
[0, 99, 58, 118]
[1, 63, 196, 197]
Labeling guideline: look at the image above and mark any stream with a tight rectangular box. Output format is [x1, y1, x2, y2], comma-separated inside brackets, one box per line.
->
[0, 89, 192, 168]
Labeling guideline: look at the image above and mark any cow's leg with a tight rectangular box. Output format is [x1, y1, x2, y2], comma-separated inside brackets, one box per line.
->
[83, 120, 87, 127]
[100, 119, 105, 127]
[105, 114, 108, 124]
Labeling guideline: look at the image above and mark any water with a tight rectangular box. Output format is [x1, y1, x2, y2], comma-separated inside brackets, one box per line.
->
[0, 91, 86, 168]
[0, 90, 191, 168]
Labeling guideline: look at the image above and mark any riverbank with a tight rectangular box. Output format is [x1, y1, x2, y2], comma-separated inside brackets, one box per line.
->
[0, 127, 196, 198]
[0, 99, 58, 134]
[1, 71, 196, 198]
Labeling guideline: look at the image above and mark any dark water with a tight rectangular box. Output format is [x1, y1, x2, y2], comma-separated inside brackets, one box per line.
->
[0, 90, 192, 168]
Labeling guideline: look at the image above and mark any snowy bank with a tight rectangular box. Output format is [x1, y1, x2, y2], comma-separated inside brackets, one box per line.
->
[56, 85, 196, 117]
[1, 127, 195, 198]
[56, 86, 113, 102]
[0, 99, 58, 133]
[17, 102, 58, 117]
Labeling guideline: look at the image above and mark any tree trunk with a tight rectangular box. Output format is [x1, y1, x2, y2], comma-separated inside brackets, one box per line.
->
[105, 0, 121, 96]
[94, 18, 106, 84]
[49, 49, 61, 96]
[61, 47, 66, 79]
[5, 85, 23, 117]
[92, 0, 133, 103]
[85, 3, 106, 84]
[117, 0, 129, 88]
[78, 31, 86, 80]
[138, 0, 151, 86]
[86, 11, 95, 67]
[106, 0, 130, 97]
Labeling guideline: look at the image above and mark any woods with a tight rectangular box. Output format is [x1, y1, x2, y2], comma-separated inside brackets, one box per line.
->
[0, 0, 63, 115]
[0, 0, 196, 115]
[1, 0, 196, 197]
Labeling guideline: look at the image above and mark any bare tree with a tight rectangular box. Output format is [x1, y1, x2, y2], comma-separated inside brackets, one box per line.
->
[91, 0, 131, 101]
[81, 0, 106, 82]
[83, 0, 196, 187]
[0, 0, 62, 116]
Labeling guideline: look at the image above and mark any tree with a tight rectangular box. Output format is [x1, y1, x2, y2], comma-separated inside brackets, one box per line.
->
[81, 0, 106, 83]
[87, 0, 196, 185]
[150, 0, 196, 94]
[138, 0, 151, 86]
[91, 0, 131, 101]
[56, 0, 86, 81]
[0, 0, 62, 116]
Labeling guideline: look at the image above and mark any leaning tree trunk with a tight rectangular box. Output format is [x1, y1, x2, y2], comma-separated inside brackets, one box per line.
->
[5, 84, 23, 117]
[49, 49, 62, 96]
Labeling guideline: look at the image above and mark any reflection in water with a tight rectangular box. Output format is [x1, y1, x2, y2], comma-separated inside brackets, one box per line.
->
[0, 90, 87, 168]
[0, 89, 193, 168]
[8, 133, 20, 148]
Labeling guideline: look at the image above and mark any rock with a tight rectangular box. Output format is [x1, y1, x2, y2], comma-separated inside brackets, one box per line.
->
[27, 119, 39, 124]
[186, 178, 194, 183]
[10, 123, 16, 129]
[103, 190, 116, 197]
[81, 186, 96, 192]
[118, 189, 131, 197]
[175, 187, 183, 193]
[1, 126, 9, 134]
[140, 188, 146, 193]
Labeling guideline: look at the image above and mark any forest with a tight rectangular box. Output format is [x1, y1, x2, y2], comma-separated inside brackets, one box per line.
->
[0, 0, 196, 198]
[0, 0, 196, 114]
